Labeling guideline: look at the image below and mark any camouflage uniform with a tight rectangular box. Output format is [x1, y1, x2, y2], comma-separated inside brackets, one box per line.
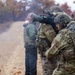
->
[36, 23, 57, 75]
[36, 6, 64, 75]
[46, 14, 75, 75]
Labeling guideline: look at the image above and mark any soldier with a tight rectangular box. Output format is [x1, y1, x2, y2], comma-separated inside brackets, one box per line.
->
[36, 6, 64, 75]
[45, 13, 75, 75]
[23, 13, 37, 75]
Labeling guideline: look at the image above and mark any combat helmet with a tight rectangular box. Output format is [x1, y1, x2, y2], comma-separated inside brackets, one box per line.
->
[50, 6, 63, 12]
[50, 6, 64, 16]
[54, 13, 71, 28]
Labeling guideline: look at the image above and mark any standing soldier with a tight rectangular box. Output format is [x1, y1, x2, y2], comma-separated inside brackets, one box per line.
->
[45, 13, 75, 75]
[36, 6, 64, 75]
[23, 13, 37, 75]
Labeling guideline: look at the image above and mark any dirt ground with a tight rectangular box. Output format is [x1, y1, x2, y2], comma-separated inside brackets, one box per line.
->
[0, 22, 42, 75]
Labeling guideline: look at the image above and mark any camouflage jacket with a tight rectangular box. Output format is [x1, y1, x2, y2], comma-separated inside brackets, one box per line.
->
[46, 21, 75, 62]
[38, 23, 56, 42]
[36, 23, 56, 54]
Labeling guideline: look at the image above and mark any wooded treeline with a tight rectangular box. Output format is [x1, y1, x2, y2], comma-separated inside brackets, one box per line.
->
[0, 0, 75, 23]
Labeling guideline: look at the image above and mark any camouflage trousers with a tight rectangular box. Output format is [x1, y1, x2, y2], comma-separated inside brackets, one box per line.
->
[40, 55, 56, 75]
[52, 67, 75, 75]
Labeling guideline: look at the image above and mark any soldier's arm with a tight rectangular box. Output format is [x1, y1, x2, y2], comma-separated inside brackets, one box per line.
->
[45, 32, 67, 58]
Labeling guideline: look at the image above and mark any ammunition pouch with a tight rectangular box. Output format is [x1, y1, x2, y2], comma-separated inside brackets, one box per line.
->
[36, 38, 51, 57]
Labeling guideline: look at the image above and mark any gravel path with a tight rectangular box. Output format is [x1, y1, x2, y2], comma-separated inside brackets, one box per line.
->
[0, 21, 42, 75]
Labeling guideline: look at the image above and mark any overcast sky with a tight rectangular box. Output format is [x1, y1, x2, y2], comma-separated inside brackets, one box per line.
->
[55, 0, 75, 11]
